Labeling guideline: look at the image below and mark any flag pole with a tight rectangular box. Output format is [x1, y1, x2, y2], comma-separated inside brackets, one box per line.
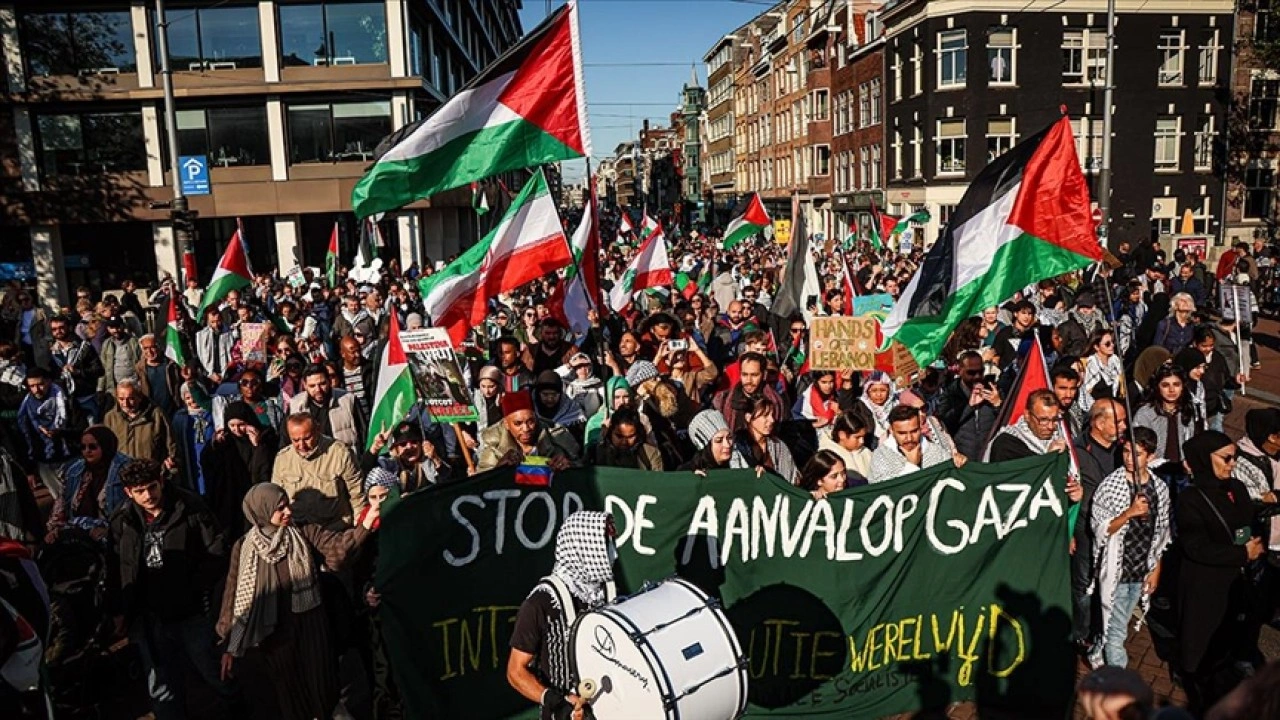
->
[1097, 264, 1141, 491]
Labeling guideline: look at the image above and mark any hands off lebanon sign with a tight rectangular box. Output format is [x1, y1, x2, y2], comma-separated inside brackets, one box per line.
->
[376, 454, 1074, 719]
[809, 316, 881, 372]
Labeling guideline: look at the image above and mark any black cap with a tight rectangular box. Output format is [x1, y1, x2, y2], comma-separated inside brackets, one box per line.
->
[106, 317, 126, 329]
[391, 421, 423, 445]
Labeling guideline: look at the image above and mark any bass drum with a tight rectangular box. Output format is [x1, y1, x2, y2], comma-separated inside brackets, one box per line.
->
[571, 577, 747, 720]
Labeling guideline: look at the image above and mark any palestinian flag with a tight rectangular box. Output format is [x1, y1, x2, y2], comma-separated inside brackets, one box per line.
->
[883, 117, 1103, 367]
[325, 222, 339, 287]
[869, 199, 897, 251]
[769, 193, 820, 323]
[420, 169, 571, 344]
[609, 223, 672, 312]
[560, 182, 602, 336]
[471, 181, 490, 215]
[893, 210, 930, 236]
[367, 312, 415, 450]
[351, 1, 590, 218]
[673, 272, 700, 300]
[840, 251, 857, 315]
[198, 222, 252, 316]
[722, 193, 771, 250]
[164, 295, 186, 366]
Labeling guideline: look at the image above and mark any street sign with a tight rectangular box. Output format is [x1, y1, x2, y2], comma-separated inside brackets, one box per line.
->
[179, 155, 211, 196]
[1091, 206, 1103, 224]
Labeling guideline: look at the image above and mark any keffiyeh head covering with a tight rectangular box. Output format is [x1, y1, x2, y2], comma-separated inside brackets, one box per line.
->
[551, 511, 616, 607]
[860, 371, 898, 432]
[363, 466, 400, 495]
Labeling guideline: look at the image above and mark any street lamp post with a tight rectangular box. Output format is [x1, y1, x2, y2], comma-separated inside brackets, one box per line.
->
[155, 0, 195, 282]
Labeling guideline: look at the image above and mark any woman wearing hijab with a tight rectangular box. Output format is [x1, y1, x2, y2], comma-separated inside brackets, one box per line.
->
[47, 425, 130, 540]
[473, 365, 505, 432]
[856, 371, 898, 444]
[1175, 431, 1265, 714]
[216, 483, 378, 720]
[356, 468, 404, 720]
[680, 409, 734, 473]
[584, 376, 637, 448]
[1173, 346, 1210, 427]
[172, 381, 215, 496]
[200, 401, 278, 537]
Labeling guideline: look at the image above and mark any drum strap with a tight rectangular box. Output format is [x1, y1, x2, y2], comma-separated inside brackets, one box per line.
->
[541, 575, 578, 626]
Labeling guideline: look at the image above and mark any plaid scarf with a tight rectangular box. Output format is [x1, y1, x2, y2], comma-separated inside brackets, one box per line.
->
[226, 524, 321, 656]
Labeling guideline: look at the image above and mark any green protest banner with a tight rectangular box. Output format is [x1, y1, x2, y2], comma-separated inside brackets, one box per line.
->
[376, 454, 1074, 719]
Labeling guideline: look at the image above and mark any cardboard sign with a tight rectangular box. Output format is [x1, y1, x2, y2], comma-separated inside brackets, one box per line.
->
[809, 316, 880, 371]
[237, 322, 270, 366]
[400, 328, 479, 423]
[852, 293, 895, 318]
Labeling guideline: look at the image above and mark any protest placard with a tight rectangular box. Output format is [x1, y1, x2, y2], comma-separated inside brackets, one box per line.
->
[809, 316, 880, 371]
[237, 322, 269, 365]
[852, 293, 894, 318]
[400, 328, 478, 423]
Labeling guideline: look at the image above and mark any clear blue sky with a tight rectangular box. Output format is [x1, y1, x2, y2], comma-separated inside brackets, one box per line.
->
[517, 0, 768, 182]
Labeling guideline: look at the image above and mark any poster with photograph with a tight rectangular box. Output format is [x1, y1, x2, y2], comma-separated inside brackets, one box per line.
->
[400, 329, 478, 423]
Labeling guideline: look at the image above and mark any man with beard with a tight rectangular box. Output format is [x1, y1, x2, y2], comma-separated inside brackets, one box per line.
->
[508, 511, 617, 720]
[47, 314, 103, 423]
[477, 392, 579, 472]
[495, 335, 533, 393]
[272, 413, 364, 529]
[286, 364, 366, 450]
[531, 319, 575, 376]
[195, 307, 234, 385]
[936, 351, 1002, 461]
[533, 371, 587, 445]
[708, 301, 755, 367]
[135, 334, 182, 417]
[987, 390, 1069, 461]
[870, 405, 959, 482]
[333, 294, 375, 341]
[362, 420, 450, 491]
[710, 352, 785, 435]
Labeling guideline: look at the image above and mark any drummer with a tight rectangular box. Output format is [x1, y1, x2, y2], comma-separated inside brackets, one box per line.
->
[508, 511, 617, 720]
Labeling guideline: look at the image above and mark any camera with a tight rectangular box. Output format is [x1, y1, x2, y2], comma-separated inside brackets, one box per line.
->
[668, 339, 688, 352]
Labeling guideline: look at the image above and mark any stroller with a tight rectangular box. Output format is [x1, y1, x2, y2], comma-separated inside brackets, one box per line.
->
[37, 530, 143, 718]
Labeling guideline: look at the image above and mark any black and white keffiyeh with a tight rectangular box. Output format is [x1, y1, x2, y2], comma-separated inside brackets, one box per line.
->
[551, 511, 615, 608]
[987, 417, 1061, 460]
[1089, 467, 1171, 636]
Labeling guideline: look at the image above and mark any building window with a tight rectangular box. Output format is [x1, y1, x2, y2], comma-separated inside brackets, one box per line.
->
[19, 11, 136, 77]
[1198, 29, 1219, 85]
[814, 145, 830, 176]
[1071, 117, 1103, 172]
[938, 29, 967, 89]
[858, 84, 871, 128]
[279, 2, 388, 67]
[893, 130, 904, 179]
[860, 147, 871, 190]
[869, 79, 882, 125]
[287, 100, 392, 164]
[986, 117, 1016, 161]
[409, 24, 425, 76]
[1245, 167, 1275, 219]
[1157, 30, 1185, 86]
[912, 122, 923, 177]
[1063, 29, 1106, 85]
[35, 110, 145, 178]
[1193, 116, 1215, 171]
[171, 106, 270, 167]
[937, 118, 966, 176]
[870, 145, 882, 188]
[156, 5, 262, 70]
[988, 28, 1015, 85]
[1250, 78, 1280, 130]
[912, 41, 923, 95]
[1154, 116, 1180, 170]
[893, 52, 903, 100]
[1258, 0, 1280, 43]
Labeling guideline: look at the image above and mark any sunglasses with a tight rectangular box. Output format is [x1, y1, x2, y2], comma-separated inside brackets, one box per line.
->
[1214, 452, 1238, 463]
[239, 378, 261, 386]
[790, 328, 805, 334]
[82, 443, 100, 450]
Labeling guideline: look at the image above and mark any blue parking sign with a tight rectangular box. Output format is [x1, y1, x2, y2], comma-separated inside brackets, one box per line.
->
[179, 155, 211, 196]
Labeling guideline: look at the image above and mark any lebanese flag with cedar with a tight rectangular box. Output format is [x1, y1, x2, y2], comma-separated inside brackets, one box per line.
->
[351, 0, 590, 218]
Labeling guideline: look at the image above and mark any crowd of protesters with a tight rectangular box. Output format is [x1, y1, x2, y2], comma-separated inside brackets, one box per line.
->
[0, 212, 1279, 719]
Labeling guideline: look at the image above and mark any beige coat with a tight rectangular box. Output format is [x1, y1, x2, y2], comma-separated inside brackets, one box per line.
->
[271, 437, 365, 530]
